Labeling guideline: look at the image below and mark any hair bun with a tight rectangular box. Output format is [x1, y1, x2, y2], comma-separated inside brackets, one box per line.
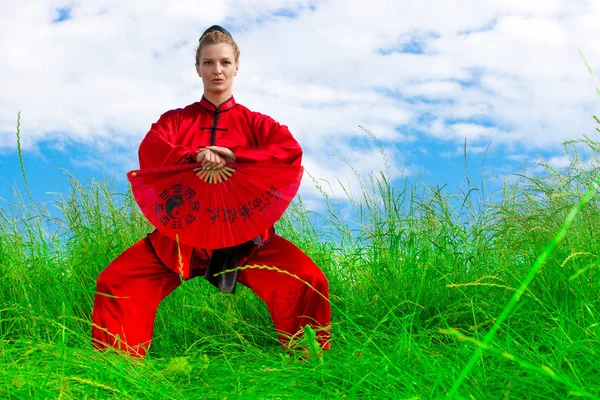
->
[200, 25, 232, 42]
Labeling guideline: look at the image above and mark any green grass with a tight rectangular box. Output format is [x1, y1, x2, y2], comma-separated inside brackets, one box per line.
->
[1, 129, 600, 399]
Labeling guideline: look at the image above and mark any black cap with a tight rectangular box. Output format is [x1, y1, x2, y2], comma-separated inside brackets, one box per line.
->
[199, 25, 232, 42]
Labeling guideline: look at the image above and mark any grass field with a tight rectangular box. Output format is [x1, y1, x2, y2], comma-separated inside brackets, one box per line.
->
[1, 129, 600, 399]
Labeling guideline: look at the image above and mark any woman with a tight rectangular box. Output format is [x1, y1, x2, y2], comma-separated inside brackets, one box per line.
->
[91, 25, 331, 357]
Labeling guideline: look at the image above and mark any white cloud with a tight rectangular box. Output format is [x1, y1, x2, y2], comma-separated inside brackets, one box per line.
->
[546, 154, 571, 169]
[298, 137, 414, 203]
[402, 81, 463, 99]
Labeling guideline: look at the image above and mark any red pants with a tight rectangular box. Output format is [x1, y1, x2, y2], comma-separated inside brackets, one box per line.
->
[91, 234, 331, 357]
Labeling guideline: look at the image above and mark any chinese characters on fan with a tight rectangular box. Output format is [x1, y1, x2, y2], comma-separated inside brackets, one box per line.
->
[155, 183, 283, 228]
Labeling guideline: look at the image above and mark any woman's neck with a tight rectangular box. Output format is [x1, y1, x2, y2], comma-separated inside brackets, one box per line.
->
[203, 91, 232, 108]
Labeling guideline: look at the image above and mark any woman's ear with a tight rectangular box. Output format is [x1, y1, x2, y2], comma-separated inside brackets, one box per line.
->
[195, 63, 202, 77]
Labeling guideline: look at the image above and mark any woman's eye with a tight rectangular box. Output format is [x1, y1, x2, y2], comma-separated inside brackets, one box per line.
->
[204, 61, 212, 65]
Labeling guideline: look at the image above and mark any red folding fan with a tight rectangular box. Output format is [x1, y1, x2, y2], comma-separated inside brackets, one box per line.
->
[127, 163, 303, 249]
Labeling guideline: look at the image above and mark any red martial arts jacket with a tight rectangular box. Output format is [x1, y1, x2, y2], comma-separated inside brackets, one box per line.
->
[138, 96, 302, 279]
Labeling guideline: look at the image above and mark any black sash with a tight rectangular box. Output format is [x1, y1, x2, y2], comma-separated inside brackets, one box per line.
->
[204, 236, 263, 293]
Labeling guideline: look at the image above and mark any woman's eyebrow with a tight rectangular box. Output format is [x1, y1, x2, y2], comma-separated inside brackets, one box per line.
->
[201, 56, 233, 61]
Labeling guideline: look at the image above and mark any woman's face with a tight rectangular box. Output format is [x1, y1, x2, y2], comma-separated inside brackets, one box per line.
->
[195, 43, 239, 98]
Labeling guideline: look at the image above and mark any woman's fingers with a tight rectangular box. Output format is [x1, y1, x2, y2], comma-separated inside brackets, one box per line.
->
[200, 149, 224, 169]
[206, 146, 236, 162]
[196, 149, 207, 163]
[198, 147, 234, 169]
[202, 150, 214, 167]
[210, 156, 225, 169]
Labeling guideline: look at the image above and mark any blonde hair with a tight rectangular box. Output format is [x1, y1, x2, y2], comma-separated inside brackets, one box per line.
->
[195, 31, 240, 65]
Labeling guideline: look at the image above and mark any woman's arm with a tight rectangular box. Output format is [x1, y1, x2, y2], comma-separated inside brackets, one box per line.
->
[138, 110, 196, 169]
[228, 112, 302, 166]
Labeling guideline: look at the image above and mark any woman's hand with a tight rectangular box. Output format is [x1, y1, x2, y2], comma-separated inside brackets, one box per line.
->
[196, 146, 236, 169]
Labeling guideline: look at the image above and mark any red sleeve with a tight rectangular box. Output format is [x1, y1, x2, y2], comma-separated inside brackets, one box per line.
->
[229, 112, 302, 166]
[138, 110, 196, 169]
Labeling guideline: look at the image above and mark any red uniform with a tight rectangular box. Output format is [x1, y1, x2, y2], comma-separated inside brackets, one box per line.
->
[91, 96, 331, 357]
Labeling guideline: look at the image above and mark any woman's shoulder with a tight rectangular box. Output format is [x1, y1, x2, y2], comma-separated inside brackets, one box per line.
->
[233, 101, 253, 115]
[157, 102, 202, 120]
[179, 101, 203, 115]
[235, 102, 278, 124]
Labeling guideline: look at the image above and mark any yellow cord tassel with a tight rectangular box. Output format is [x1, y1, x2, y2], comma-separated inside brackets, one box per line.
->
[175, 234, 185, 280]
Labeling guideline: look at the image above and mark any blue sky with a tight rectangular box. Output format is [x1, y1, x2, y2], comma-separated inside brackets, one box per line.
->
[1, 0, 600, 211]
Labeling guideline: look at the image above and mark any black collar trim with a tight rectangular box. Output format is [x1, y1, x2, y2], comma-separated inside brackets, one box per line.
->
[199, 96, 236, 112]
